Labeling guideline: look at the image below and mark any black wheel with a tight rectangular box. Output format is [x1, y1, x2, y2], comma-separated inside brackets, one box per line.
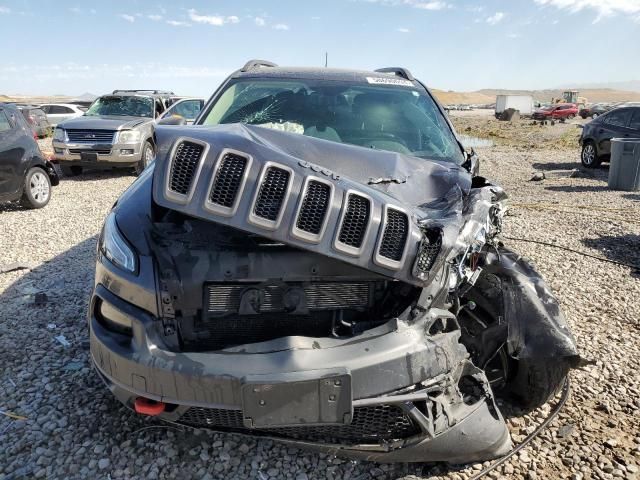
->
[20, 167, 51, 209]
[61, 165, 83, 176]
[134, 142, 154, 176]
[503, 358, 570, 412]
[581, 141, 601, 168]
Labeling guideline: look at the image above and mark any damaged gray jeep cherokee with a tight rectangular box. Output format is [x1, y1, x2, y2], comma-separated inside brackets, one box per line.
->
[90, 60, 580, 463]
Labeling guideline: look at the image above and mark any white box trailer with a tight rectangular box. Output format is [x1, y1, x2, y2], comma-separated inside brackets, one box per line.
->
[495, 95, 534, 117]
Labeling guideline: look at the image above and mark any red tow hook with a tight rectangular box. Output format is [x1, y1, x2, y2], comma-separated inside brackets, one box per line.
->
[134, 397, 166, 416]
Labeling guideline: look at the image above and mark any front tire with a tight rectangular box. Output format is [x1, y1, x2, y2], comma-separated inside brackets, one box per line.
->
[581, 141, 601, 168]
[134, 142, 154, 176]
[20, 167, 51, 209]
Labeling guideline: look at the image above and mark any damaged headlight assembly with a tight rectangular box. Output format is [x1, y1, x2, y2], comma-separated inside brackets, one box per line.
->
[99, 213, 137, 273]
[53, 127, 66, 142]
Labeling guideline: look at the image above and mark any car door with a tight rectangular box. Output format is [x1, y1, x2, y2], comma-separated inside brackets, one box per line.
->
[627, 108, 640, 137]
[162, 99, 204, 124]
[597, 109, 633, 156]
[0, 108, 25, 198]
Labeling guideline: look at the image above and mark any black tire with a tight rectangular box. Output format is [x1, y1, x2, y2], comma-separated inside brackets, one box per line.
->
[20, 167, 51, 209]
[61, 165, 83, 177]
[581, 140, 601, 168]
[503, 358, 569, 412]
[134, 142, 154, 176]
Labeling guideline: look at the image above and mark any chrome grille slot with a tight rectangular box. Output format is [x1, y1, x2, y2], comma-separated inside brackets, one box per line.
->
[168, 141, 205, 196]
[66, 129, 115, 143]
[338, 194, 370, 249]
[378, 208, 409, 263]
[295, 180, 331, 237]
[208, 152, 248, 209]
[253, 166, 290, 221]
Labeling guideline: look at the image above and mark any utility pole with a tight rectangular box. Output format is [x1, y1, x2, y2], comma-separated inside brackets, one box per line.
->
[325, 52, 328, 68]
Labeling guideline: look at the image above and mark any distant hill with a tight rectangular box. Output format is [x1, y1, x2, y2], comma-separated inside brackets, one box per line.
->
[432, 88, 640, 105]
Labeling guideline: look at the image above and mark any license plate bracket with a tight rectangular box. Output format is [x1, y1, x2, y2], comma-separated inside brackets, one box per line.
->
[80, 152, 98, 162]
[241, 370, 352, 428]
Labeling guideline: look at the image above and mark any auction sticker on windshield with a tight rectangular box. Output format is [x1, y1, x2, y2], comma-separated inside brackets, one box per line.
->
[366, 76, 414, 87]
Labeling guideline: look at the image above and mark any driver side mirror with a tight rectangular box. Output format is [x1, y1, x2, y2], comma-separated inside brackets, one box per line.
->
[463, 149, 480, 176]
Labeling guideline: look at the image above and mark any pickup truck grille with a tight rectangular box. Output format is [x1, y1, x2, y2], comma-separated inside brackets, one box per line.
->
[66, 129, 115, 143]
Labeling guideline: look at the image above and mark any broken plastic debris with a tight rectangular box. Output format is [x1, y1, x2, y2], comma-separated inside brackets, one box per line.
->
[47, 323, 57, 330]
[54, 335, 71, 348]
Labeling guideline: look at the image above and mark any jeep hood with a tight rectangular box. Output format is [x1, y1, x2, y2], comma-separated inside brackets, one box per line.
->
[151, 123, 484, 287]
[59, 115, 151, 130]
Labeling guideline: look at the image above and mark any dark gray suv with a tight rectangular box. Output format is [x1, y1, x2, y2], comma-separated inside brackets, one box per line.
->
[89, 61, 579, 464]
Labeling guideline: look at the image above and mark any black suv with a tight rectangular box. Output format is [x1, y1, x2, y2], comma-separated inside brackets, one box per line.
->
[580, 106, 640, 167]
[0, 103, 59, 208]
[89, 61, 578, 464]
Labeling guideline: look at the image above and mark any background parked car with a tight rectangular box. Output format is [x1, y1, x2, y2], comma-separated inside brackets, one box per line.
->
[160, 97, 204, 124]
[15, 105, 51, 138]
[579, 106, 640, 167]
[40, 103, 86, 126]
[579, 103, 615, 119]
[0, 103, 59, 208]
[532, 103, 578, 121]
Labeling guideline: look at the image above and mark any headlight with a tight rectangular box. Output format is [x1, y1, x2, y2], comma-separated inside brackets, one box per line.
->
[118, 130, 141, 144]
[100, 213, 137, 273]
[53, 128, 66, 141]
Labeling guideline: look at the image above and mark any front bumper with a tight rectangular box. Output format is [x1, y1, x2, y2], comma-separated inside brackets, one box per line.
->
[90, 269, 512, 462]
[52, 139, 142, 166]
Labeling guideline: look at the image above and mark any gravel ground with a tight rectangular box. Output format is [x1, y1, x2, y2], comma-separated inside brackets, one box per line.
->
[1, 134, 639, 479]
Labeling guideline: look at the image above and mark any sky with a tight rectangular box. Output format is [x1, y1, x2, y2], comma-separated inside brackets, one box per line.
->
[1, 0, 639, 97]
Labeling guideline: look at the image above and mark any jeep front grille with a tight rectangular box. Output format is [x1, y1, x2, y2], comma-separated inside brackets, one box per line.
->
[206, 282, 372, 314]
[338, 194, 371, 249]
[209, 152, 248, 208]
[253, 166, 290, 221]
[379, 209, 409, 262]
[169, 141, 205, 196]
[66, 129, 115, 143]
[295, 180, 331, 235]
[176, 404, 420, 443]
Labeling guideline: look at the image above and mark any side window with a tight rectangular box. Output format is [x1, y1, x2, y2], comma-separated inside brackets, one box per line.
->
[605, 109, 631, 127]
[0, 111, 12, 133]
[628, 109, 640, 130]
[171, 100, 203, 118]
[41, 105, 51, 114]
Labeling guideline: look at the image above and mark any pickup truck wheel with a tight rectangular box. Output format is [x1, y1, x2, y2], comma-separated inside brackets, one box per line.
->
[134, 142, 154, 176]
[20, 167, 51, 209]
[61, 165, 83, 177]
[581, 141, 601, 168]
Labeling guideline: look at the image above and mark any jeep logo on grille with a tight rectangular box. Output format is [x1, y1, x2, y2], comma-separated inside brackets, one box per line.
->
[84, 134, 96, 139]
[298, 160, 340, 180]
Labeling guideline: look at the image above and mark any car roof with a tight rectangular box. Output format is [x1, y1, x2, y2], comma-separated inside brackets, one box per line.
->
[231, 65, 419, 85]
[40, 103, 82, 107]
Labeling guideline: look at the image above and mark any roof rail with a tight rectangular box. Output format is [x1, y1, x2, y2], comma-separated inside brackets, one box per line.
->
[374, 67, 415, 82]
[111, 89, 175, 95]
[241, 59, 278, 72]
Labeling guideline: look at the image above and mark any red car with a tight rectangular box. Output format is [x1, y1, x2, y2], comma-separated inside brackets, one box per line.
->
[532, 103, 579, 120]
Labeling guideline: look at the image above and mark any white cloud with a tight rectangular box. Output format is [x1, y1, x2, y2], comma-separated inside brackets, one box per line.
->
[0, 6, 10, 14]
[534, 0, 640, 22]
[486, 11, 505, 24]
[397, 27, 411, 32]
[273, 23, 290, 30]
[166, 20, 191, 27]
[188, 9, 239, 26]
[363, 0, 450, 10]
[148, 14, 162, 21]
[254, 16, 266, 26]
[120, 14, 135, 23]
